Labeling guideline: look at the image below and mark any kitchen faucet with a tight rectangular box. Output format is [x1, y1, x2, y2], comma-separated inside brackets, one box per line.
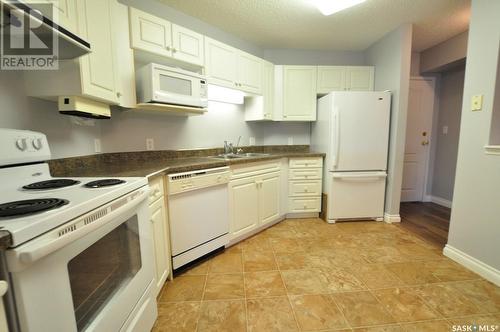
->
[224, 136, 242, 155]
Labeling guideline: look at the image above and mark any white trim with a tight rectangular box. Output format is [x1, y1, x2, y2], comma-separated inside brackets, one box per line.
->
[286, 212, 319, 219]
[383, 213, 401, 223]
[226, 216, 285, 247]
[443, 245, 500, 287]
[429, 195, 452, 208]
[423, 195, 433, 202]
[485, 145, 500, 155]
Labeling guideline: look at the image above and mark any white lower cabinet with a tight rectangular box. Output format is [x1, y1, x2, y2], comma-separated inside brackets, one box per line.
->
[288, 158, 323, 214]
[229, 164, 281, 240]
[148, 176, 171, 296]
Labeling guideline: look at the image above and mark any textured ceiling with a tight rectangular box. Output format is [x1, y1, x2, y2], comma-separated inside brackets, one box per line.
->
[158, 0, 470, 51]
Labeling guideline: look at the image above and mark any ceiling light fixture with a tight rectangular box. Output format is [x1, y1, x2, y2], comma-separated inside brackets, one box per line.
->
[308, 0, 367, 16]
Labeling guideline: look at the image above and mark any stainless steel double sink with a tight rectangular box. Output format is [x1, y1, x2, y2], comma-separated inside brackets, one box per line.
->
[211, 153, 270, 160]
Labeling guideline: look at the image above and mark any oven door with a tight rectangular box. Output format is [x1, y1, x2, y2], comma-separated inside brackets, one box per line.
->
[6, 188, 155, 332]
[152, 66, 207, 108]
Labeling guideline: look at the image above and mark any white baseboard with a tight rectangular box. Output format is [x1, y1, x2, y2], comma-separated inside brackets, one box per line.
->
[384, 213, 401, 223]
[423, 195, 433, 202]
[286, 212, 319, 219]
[226, 216, 285, 247]
[443, 245, 500, 286]
[430, 195, 452, 208]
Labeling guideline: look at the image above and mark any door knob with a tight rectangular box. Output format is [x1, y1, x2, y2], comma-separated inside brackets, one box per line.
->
[421, 140, 429, 146]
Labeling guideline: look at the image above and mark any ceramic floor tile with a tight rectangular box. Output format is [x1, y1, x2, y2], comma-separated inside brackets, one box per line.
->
[316, 268, 366, 292]
[352, 326, 404, 332]
[262, 226, 298, 239]
[204, 273, 245, 300]
[209, 252, 243, 274]
[153, 302, 201, 332]
[181, 260, 210, 276]
[243, 251, 278, 272]
[275, 253, 309, 270]
[270, 238, 304, 254]
[281, 269, 328, 295]
[452, 280, 500, 313]
[385, 262, 441, 285]
[197, 300, 246, 332]
[244, 271, 287, 298]
[400, 320, 451, 331]
[415, 283, 482, 317]
[448, 314, 500, 326]
[246, 297, 299, 332]
[332, 291, 396, 327]
[350, 265, 405, 289]
[372, 288, 439, 322]
[289, 294, 349, 331]
[159, 275, 206, 302]
[424, 259, 479, 282]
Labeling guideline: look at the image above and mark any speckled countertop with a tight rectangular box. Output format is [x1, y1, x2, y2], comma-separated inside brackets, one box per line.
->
[49, 145, 325, 179]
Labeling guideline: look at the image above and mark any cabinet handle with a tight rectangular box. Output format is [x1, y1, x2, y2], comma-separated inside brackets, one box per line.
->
[166, 46, 171, 51]
[172, 48, 177, 53]
[116, 92, 122, 98]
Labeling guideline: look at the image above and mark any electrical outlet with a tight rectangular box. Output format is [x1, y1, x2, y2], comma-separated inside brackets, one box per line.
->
[94, 139, 101, 153]
[146, 138, 154, 151]
[443, 126, 448, 135]
[249, 137, 256, 146]
[471, 94, 483, 111]
[288, 137, 294, 145]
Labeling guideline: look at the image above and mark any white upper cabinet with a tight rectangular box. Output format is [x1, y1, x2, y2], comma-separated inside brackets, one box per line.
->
[205, 37, 238, 87]
[171, 24, 204, 66]
[346, 66, 374, 91]
[282, 66, 317, 121]
[245, 60, 274, 121]
[317, 66, 374, 93]
[129, 8, 173, 57]
[77, 0, 117, 103]
[205, 37, 263, 94]
[317, 66, 345, 93]
[129, 8, 204, 67]
[26, 0, 78, 35]
[237, 52, 262, 94]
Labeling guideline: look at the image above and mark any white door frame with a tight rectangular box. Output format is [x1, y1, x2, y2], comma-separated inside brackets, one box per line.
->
[403, 76, 437, 202]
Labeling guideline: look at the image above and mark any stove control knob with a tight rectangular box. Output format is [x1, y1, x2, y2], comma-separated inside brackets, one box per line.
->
[32, 138, 43, 150]
[16, 138, 27, 151]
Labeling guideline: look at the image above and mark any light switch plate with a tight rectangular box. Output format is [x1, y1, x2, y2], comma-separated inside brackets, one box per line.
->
[249, 137, 256, 146]
[443, 126, 448, 135]
[94, 139, 101, 153]
[471, 94, 483, 111]
[288, 137, 294, 145]
[146, 138, 154, 151]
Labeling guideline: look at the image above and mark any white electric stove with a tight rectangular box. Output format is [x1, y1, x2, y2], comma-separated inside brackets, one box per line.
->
[0, 129, 157, 332]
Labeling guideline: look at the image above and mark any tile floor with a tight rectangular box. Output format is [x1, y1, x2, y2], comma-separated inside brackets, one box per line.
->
[153, 219, 500, 331]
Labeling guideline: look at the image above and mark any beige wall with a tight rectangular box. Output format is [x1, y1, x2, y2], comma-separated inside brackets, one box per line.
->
[365, 24, 413, 218]
[420, 31, 468, 73]
[446, 0, 500, 276]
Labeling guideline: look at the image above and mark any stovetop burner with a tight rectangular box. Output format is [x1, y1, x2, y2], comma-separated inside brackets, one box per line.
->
[84, 179, 126, 188]
[23, 179, 81, 190]
[0, 198, 69, 217]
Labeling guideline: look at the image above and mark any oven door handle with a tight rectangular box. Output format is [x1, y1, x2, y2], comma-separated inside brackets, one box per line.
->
[16, 189, 149, 265]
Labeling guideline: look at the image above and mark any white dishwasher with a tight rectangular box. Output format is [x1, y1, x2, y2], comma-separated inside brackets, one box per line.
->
[167, 167, 230, 269]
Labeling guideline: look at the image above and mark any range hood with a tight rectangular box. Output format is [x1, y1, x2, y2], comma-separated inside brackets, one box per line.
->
[1, 0, 90, 59]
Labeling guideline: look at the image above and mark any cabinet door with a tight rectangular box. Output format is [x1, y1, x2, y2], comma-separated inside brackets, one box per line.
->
[205, 37, 238, 89]
[25, 0, 78, 34]
[283, 66, 317, 121]
[229, 177, 259, 238]
[171, 24, 204, 66]
[259, 172, 280, 226]
[263, 61, 274, 120]
[317, 66, 346, 93]
[237, 52, 262, 94]
[150, 198, 169, 296]
[77, 0, 117, 103]
[129, 8, 173, 58]
[346, 66, 374, 91]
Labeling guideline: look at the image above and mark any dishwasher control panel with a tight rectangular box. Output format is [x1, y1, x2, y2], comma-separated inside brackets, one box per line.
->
[167, 167, 230, 195]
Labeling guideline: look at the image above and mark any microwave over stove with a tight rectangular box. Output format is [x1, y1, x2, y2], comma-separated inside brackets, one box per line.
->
[136, 63, 208, 108]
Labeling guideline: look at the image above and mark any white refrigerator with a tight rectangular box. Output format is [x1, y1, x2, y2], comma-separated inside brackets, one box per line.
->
[311, 91, 391, 223]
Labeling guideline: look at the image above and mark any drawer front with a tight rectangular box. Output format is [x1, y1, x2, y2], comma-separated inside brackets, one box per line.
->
[289, 158, 323, 169]
[288, 180, 322, 197]
[148, 176, 165, 204]
[289, 168, 322, 180]
[231, 161, 281, 180]
[289, 197, 321, 213]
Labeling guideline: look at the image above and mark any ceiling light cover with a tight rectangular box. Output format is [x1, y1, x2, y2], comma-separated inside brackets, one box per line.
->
[309, 0, 367, 16]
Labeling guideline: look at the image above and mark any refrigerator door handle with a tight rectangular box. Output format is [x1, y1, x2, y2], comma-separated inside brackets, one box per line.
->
[332, 108, 340, 168]
[332, 172, 387, 180]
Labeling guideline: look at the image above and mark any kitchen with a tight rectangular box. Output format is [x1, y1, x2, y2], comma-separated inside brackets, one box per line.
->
[1, 0, 500, 331]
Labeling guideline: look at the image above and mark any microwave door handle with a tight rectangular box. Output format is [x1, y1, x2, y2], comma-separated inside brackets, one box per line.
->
[15, 189, 149, 265]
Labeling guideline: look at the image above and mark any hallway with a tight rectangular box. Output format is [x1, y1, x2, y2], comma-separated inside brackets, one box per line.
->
[399, 202, 451, 248]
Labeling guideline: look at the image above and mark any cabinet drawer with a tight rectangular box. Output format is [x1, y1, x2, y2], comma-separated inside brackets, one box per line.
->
[148, 176, 165, 204]
[289, 168, 322, 180]
[289, 180, 322, 197]
[289, 197, 321, 213]
[289, 158, 323, 169]
[231, 161, 281, 180]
